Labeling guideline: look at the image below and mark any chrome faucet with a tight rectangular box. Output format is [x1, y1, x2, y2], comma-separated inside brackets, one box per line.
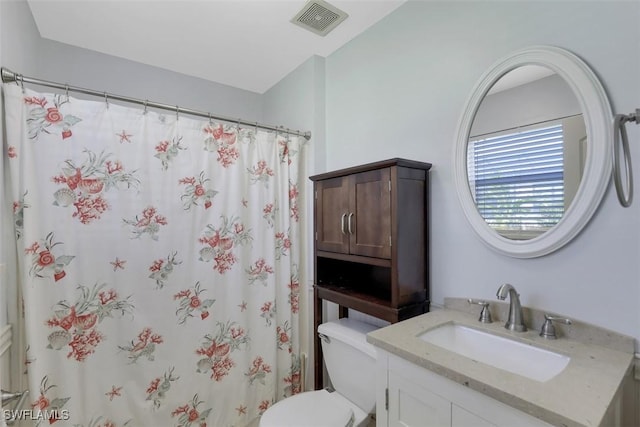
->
[496, 283, 527, 332]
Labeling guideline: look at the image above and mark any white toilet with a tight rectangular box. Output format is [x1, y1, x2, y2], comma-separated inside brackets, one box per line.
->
[260, 318, 379, 427]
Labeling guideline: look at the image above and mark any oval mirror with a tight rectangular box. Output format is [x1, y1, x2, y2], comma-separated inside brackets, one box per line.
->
[454, 46, 612, 258]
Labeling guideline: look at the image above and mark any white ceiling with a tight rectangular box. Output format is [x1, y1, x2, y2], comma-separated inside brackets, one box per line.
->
[27, 0, 406, 94]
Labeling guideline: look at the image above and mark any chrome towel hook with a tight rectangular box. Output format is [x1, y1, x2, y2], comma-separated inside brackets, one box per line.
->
[613, 109, 639, 207]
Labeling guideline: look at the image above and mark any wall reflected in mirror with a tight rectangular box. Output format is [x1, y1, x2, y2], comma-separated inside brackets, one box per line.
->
[467, 66, 587, 240]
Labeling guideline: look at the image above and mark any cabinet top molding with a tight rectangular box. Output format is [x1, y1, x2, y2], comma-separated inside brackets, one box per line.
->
[309, 158, 432, 181]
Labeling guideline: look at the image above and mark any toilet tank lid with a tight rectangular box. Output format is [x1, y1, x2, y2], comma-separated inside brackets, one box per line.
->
[318, 318, 379, 358]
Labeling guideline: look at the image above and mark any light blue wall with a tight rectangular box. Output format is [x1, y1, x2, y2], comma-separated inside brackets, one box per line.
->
[325, 1, 640, 347]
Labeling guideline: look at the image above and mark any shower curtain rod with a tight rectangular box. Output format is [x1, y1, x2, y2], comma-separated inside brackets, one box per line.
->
[1, 67, 311, 140]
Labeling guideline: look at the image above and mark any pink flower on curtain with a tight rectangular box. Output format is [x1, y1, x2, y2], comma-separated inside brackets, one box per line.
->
[203, 124, 239, 167]
[245, 356, 272, 385]
[148, 252, 182, 289]
[174, 282, 215, 324]
[288, 265, 301, 314]
[258, 400, 271, 415]
[260, 301, 276, 326]
[195, 321, 249, 381]
[24, 94, 81, 140]
[179, 171, 218, 210]
[31, 376, 70, 426]
[26, 232, 74, 281]
[51, 150, 140, 224]
[146, 367, 179, 409]
[247, 160, 274, 188]
[245, 258, 274, 286]
[155, 136, 186, 170]
[278, 138, 297, 165]
[274, 231, 291, 260]
[198, 215, 252, 274]
[289, 181, 300, 222]
[262, 202, 278, 228]
[276, 321, 292, 353]
[283, 354, 303, 397]
[171, 394, 212, 427]
[118, 327, 164, 364]
[123, 206, 168, 240]
[46, 283, 134, 361]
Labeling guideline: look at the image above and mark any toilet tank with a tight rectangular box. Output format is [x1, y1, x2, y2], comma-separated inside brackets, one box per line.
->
[318, 318, 379, 414]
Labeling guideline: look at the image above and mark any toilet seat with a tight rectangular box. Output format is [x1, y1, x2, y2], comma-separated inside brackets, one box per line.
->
[259, 389, 355, 427]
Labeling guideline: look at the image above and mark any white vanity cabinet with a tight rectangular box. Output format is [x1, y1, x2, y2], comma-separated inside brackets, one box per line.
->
[376, 349, 553, 427]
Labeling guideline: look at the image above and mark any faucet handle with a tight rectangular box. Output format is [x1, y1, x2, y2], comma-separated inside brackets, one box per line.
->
[539, 314, 572, 339]
[467, 299, 493, 323]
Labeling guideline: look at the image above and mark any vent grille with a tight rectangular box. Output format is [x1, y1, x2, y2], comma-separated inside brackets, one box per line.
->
[291, 0, 348, 36]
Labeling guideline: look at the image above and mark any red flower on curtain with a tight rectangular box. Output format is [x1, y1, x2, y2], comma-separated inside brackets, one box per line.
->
[203, 124, 239, 167]
[26, 232, 74, 281]
[195, 321, 249, 381]
[179, 171, 218, 210]
[198, 215, 252, 274]
[146, 367, 179, 409]
[245, 258, 274, 286]
[171, 394, 212, 427]
[174, 282, 215, 324]
[51, 150, 140, 224]
[24, 94, 81, 140]
[123, 206, 168, 240]
[288, 265, 301, 314]
[148, 252, 182, 289]
[118, 327, 164, 364]
[46, 283, 134, 361]
[30, 376, 70, 426]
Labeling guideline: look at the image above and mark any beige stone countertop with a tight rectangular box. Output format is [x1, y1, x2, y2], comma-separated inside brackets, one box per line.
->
[366, 308, 634, 427]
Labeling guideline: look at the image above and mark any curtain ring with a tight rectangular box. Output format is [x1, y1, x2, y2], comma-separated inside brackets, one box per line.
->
[255, 121, 259, 135]
[208, 113, 213, 125]
[237, 118, 241, 133]
[18, 74, 24, 93]
[64, 84, 69, 101]
[175, 106, 179, 121]
[104, 92, 109, 109]
[143, 100, 148, 115]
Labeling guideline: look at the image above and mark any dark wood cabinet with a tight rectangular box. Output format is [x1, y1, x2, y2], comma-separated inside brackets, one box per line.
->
[310, 158, 431, 388]
[316, 167, 391, 258]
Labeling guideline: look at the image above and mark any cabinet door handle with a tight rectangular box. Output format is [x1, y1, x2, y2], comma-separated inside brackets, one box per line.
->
[348, 213, 354, 235]
[341, 213, 347, 235]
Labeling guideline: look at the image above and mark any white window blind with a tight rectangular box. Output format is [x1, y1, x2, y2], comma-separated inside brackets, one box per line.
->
[468, 124, 564, 239]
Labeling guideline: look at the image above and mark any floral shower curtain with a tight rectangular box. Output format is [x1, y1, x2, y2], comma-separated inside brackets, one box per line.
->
[3, 83, 304, 427]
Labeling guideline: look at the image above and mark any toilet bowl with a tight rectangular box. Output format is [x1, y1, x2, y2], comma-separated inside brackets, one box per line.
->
[259, 318, 379, 427]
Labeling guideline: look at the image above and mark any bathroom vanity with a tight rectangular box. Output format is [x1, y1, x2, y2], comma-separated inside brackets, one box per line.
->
[367, 299, 635, 427]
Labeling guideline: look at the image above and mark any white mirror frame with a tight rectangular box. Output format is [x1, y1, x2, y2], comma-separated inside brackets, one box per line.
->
[454, 46, 613, 258]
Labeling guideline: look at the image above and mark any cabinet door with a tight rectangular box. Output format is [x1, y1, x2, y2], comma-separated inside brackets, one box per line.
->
[389, 372, 451, 427]
[315, 176, 350, 254]
[350, 168, 392, 258]
[452, 404, 497, 427]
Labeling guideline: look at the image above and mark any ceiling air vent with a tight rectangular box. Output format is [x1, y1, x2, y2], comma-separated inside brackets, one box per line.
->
[291, 0, 349, 37]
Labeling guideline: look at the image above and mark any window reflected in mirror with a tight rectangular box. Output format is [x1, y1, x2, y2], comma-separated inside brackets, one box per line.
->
[467, 66, 586, 240]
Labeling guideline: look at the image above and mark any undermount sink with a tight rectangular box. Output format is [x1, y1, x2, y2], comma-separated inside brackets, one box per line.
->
[418, 323, 570, 382]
